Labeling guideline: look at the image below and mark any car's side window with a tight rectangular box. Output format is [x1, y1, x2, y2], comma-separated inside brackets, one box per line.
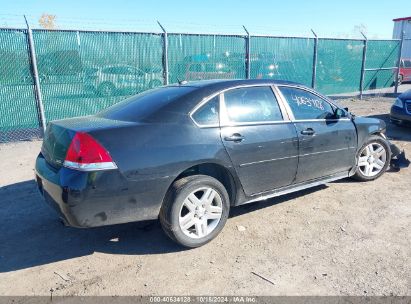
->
[278, 86, 335, 120]
[223, 86, 283, 123]
[192, 96, 219, 126]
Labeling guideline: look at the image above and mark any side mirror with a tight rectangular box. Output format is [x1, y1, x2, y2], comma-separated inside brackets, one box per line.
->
[344, 107, 349, 112]
[334, 108, 346, 119]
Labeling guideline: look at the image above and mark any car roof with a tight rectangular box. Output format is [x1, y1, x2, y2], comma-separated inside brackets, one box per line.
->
[155, 79, 311, 120]
[171, 79, 304, 90]
[98, 79, 314, 123]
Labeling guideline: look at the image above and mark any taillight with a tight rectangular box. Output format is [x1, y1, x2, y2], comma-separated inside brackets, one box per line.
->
[63, 132, 117, 171]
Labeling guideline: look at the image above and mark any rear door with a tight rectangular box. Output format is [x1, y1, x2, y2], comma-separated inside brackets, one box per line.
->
[219, 86, 299, 195]
[277, 85, 357, 183]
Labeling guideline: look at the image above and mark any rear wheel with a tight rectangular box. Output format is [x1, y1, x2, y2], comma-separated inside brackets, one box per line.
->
[159, 175, 230, 248]
[352, 135, 391, 181]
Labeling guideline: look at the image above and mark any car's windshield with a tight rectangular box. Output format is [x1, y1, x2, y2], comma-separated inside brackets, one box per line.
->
[97, 86, 195, 121]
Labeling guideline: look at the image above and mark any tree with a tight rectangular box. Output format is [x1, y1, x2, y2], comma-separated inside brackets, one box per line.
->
[38, 13, 57, 30]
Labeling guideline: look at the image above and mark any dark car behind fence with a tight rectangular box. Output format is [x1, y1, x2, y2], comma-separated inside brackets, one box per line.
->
[0, 26, 406, 142]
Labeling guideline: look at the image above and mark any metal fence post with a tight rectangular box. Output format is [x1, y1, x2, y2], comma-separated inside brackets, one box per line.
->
[311, 29, 318, 89]
[394, 31, 405, 94]
[157, 21, 169, 85]
[359, 32, 368, 100]
[24, 15, 46, 134]
[243, 26, 251, 79]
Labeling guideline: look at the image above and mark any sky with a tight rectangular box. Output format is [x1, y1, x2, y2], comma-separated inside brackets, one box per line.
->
[0, 0, 409, 38]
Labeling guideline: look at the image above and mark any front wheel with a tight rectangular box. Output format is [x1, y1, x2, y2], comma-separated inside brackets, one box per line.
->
[159, 175, 230, 248]
[352, 135, 391, 181]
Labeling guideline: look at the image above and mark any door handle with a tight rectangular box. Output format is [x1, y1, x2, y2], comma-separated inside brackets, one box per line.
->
[301, 128, 315, 136]
[224, 133, 245, 142]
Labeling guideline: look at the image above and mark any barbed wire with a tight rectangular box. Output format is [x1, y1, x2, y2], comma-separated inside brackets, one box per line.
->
[0, 13, 385, 39]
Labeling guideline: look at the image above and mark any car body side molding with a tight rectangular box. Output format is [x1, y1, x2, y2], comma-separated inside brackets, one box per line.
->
[240, 171, 352, 205]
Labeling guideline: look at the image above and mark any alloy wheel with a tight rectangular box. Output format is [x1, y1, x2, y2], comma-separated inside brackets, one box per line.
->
[357, 142, 387, 177]
[178, 187, 223, 239]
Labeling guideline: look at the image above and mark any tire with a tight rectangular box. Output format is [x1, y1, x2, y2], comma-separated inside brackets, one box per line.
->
[352, 135, 391, 181]
[98, 82, 115, 97]
[159, 175, 230, 248]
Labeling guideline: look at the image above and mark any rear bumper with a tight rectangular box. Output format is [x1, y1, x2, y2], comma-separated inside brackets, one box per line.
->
[35, 153, 165, 228]
[35, 172, 80, 226]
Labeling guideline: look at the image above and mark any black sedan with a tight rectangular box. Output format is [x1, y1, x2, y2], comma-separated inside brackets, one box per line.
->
[390, 89, 411, 126]
[35, 79, 398, 247]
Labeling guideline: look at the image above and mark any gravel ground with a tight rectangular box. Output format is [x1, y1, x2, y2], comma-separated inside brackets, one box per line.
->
[0, 96, 410, 296]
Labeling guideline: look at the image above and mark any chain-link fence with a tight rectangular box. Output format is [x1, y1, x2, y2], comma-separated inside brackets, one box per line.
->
[0, 29, 41, 142]
[316, 39, 364, 95]
[250, 36, 314, 87]
[32, 30, 163, 123]
[364, 40, 400, 92]
[167, 34, 247, 84]
[0, 26, 404, 142]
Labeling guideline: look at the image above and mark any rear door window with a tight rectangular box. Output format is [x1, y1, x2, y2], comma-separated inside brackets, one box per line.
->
[98, 86, 195, 121]
[278, 86, 335, 120]
[223, 86, 283, 123]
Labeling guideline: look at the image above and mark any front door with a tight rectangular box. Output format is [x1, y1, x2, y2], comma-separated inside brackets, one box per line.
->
[220, 86, 299, 196]
[277, 86, 357, 183]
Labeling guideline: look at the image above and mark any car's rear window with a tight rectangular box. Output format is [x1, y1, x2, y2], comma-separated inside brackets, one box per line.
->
[97, 86, 195, 121]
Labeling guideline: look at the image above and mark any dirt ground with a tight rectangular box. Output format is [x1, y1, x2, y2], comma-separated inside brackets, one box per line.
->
[0, 95, 410, 296]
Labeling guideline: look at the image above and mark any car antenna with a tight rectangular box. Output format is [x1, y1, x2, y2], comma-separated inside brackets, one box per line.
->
[177, 78, 188, 85]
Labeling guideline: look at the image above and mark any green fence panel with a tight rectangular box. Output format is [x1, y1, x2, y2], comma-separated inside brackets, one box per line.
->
[32, 30, 163, 122]
[364, 40, 400, 90]
[250, 37, 314, 87]
[0, 28, 404, 142]
[167, 34, 246, 84]
[0, 29, 40, 141]
[316, 39, 364, 95]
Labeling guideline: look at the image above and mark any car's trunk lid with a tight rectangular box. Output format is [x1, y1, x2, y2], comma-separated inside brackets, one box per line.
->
[41, 116, 136, 169]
